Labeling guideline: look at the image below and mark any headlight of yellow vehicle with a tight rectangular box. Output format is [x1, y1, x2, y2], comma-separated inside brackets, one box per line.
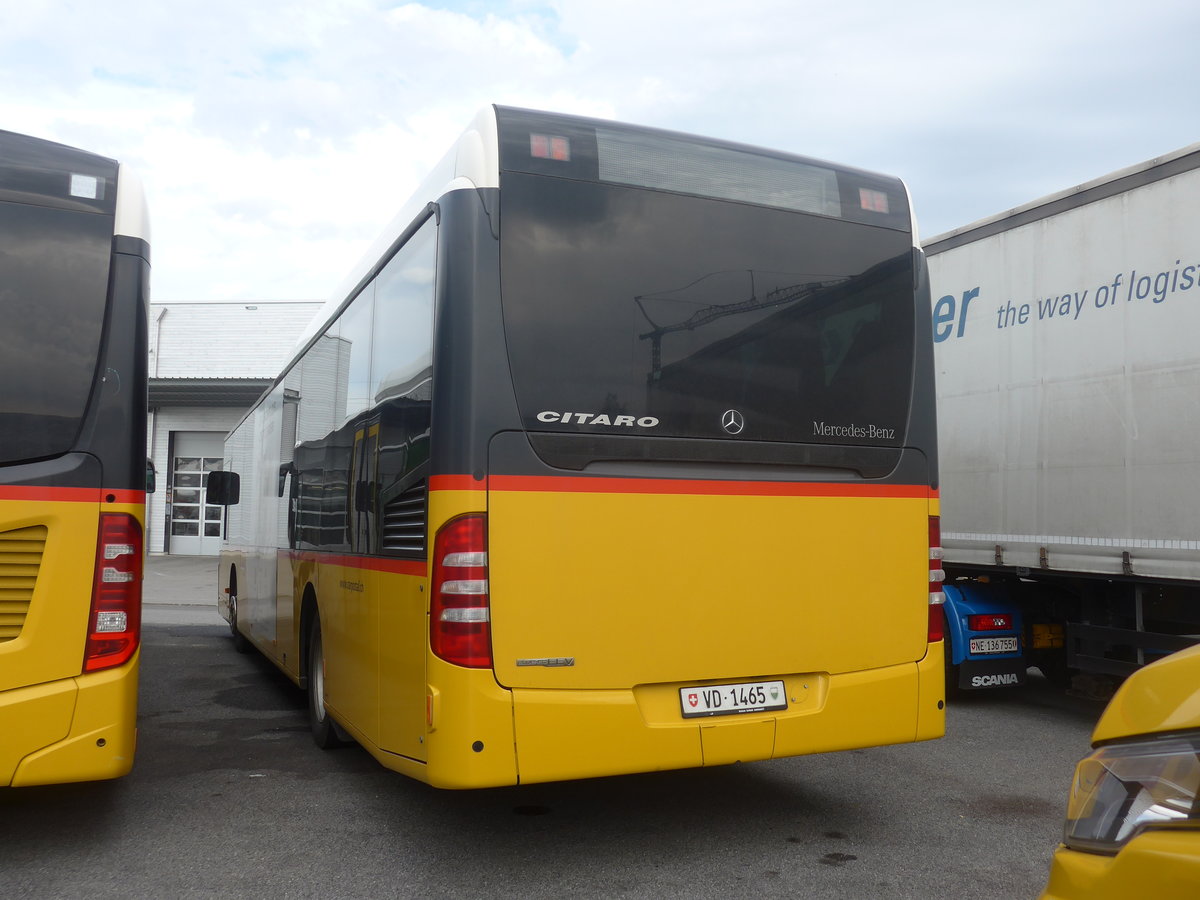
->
[1064, 732, 1200, 853]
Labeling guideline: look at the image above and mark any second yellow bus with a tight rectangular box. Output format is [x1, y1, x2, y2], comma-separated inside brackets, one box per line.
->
[208, 106, 944, 788]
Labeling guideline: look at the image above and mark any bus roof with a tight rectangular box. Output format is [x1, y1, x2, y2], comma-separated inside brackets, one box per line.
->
[294, 106, 914, 356]
[0, 129, 148, 243]
[0, 129, 118, 216]
[293, 106, 501, 351]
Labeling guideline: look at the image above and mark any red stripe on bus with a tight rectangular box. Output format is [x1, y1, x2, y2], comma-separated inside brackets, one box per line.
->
[104, 489, 145, 505]
[427, 473, 937, 500]
[0, 485, 146, 504]
[429, 474, 486, 492]
[281, 549, 427, 577]
[431, 474, 934, 499]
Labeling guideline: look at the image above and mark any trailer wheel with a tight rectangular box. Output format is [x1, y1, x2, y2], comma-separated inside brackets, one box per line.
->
[1033, 652, 1073, 690]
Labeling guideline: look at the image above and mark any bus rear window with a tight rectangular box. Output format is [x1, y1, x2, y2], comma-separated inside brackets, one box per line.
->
[499, 174, 916, 449]
[0, 202, 112, 464]
[497, 107, 911, 230]
[595, 127, 843, 220]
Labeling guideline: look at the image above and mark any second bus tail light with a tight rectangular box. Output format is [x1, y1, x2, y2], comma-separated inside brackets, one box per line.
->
[928, 515, 946, 642]
[430, 514, 492, 668]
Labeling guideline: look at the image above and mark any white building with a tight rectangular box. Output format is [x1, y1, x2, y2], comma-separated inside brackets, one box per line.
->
[147, 300, 322, 555]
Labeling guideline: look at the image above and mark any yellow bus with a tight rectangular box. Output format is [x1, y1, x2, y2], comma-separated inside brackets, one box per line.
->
[208, 106, 944, 788]
[0, 130, 150, 787]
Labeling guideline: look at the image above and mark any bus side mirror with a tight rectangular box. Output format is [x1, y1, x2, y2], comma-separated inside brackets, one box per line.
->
[207, 471, 240, 506]
[146, 459, 157, 494]
[278, 462, 295, 498]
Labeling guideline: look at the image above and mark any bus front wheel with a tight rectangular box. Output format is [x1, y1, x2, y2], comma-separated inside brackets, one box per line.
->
[228, 575, 249, 654]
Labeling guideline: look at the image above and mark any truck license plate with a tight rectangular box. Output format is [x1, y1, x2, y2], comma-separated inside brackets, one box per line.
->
[970, 636, 1019, 655]
[679, 680, 787, 718]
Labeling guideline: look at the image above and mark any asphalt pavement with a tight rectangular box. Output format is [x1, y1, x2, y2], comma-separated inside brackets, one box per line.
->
[142, 553, 224, 626]
[1, 551, 1101, 899]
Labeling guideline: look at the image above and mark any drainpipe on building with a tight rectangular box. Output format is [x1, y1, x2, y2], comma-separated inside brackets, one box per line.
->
[148, 306, 169, 553]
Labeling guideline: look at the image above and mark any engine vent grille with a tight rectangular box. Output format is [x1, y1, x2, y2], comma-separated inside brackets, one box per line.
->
[0, 525, 48, 642]
[382, 481, 427, 555]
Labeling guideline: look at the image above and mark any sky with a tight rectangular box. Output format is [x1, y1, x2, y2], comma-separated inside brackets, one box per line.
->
[3, 0, 1199, 303]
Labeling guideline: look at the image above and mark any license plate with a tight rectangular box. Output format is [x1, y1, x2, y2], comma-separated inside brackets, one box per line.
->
[970, 636, 1019, 655]
[679, 680, 787, 719]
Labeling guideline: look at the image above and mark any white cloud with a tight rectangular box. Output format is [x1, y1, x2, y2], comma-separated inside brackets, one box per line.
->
[2, 0, 1198, 300]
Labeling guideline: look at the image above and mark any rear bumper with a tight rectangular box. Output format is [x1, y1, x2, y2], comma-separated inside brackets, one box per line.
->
[1, 651, 139, 787]
[507, 645, 945, 786]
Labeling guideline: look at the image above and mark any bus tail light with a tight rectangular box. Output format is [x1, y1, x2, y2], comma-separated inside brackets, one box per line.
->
[430, 514, 492, 669]
[83, 513, 143, 672]
[530, 133, 571, 161]
[928, 515, 946, 642]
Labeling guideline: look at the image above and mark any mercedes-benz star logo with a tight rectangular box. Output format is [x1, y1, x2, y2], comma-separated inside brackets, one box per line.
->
[721, 409, 745, 435]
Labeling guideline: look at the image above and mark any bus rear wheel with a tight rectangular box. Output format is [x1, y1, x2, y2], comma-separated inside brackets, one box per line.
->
[307, 620, 349, 749]
[228, 579, 249, 654]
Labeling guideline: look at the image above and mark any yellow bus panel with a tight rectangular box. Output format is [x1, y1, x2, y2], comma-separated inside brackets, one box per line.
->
[0, 498, 98, 693]
[487, 479, 932, 691]
[422, 657, 518, 789]
[508, 652, 943, 786]
[8, 653, 139, 787]
[0, 495, 143, 786]
[0, 679, 75, 785]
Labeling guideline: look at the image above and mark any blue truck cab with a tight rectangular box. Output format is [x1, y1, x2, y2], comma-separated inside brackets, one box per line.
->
[943, 582, 1027, 691]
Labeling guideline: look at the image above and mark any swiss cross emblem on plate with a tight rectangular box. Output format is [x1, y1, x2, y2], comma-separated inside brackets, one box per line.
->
[687, 693, 699, 707]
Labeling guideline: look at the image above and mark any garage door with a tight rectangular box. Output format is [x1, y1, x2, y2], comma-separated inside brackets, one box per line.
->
[169, 432, 224, 556]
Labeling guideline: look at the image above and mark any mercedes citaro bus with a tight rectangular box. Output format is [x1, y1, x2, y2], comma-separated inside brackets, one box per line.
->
[209, 106, 944, 788]
[0, 130, 150, 787]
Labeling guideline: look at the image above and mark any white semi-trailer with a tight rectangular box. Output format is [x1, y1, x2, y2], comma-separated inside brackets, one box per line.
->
[926, 143, 1200, 684]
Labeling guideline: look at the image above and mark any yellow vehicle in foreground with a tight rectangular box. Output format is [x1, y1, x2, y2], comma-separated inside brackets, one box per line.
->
[0, 129, 150, 787]
[1041, 643, 1200, 898]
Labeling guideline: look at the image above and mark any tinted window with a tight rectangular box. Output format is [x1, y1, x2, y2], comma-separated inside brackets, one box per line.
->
[287, 217, 436, 556]
[596, 127, 842, 218]
[0, 201, 112, 463]
[500, 175, 915, 447]
[333, 282, 374, 422]
[371, 220, 435, 405]
[372, 219, 436, 556]
[496, 107, 911, 230]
